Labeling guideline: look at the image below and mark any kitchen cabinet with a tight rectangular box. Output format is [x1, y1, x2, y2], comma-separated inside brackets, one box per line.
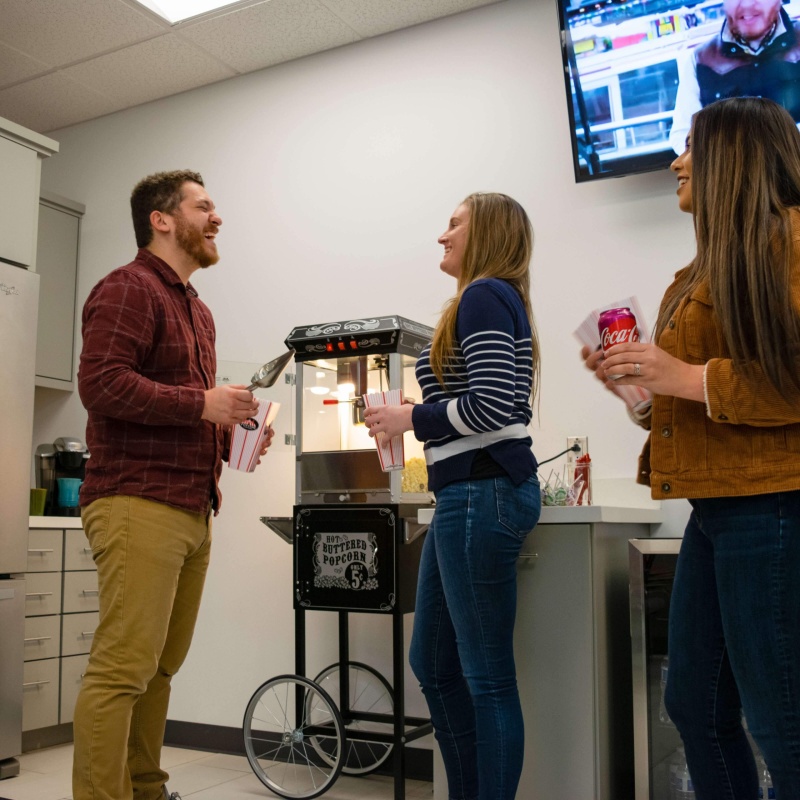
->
[22, 519, 96, 748]
[428, 503, 662, 800]
[0, 118, 58, 269]
[35, 193, 84, 391]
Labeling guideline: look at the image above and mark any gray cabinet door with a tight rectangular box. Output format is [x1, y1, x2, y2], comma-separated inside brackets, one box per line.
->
[35, 200, 81, 386]
[0, 136, 38, 268]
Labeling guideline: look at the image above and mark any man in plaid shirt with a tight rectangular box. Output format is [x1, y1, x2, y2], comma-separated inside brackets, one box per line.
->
[73, 170, 270, 800]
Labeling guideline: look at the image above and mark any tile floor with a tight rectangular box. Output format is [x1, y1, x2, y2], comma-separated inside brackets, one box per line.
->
[0, 743, 433, 800]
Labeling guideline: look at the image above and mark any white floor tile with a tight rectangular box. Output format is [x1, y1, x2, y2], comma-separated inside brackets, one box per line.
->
[0, 743, 432, 800]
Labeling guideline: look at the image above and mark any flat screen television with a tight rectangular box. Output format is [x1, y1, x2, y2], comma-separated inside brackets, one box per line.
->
[558, 0, 800, 181]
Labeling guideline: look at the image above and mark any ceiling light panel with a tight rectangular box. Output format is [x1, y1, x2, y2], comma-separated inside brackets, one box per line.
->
[133, 0, 248, 24]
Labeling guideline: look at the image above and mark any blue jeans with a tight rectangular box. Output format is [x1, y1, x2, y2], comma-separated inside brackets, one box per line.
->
[664, 491, 800, 800]
[409, 475, 541, 800]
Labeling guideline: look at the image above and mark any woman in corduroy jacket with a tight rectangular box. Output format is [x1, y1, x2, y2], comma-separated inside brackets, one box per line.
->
[584, 96, 800, 799]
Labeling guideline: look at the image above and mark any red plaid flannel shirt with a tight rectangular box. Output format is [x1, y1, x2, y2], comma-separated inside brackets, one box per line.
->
[78, 249, 224, 514]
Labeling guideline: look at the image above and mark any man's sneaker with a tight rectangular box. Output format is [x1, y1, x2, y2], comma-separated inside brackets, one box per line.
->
[162, 787, 182, 800]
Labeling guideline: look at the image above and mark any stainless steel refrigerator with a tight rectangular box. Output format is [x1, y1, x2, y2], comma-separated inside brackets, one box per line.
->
[0, 260, 39, 774]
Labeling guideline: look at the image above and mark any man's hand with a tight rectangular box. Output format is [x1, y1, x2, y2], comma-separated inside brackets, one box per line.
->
[202, 384, 259, 425]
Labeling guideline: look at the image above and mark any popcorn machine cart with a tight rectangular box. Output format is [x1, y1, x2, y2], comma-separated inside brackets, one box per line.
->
[245, 316, 435, 800]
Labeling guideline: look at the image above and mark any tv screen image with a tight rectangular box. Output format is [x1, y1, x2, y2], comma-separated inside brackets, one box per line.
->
[558, 0, 800, 181]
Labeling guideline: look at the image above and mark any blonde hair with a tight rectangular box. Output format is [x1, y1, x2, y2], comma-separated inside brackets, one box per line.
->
[429, 192, 540, 399]
[657, 97, 800, 393]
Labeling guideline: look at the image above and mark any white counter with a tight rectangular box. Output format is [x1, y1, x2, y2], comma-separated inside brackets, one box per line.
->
[28, 516, 83, 529]
[418, 503, 662, 526]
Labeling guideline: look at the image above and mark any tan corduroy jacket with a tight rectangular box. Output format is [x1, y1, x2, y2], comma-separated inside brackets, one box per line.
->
[637, 258, 800, 500]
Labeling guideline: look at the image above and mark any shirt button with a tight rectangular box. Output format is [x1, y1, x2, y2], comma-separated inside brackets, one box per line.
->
[718, 414, 729, 421]
[662, 482, 672, 493]
[661, 426, 672, 437]
[668, 320, 675, 330]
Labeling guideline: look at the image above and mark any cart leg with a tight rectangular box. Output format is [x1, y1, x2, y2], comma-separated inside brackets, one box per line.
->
[295, 607, 306, 726]
[393, 611, 406, 800]
[338, 612, 351, 717]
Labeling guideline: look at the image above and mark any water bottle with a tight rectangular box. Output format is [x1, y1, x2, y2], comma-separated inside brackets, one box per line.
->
[659, 655, 671, 724]
[673, 750, 696, 800]
[758, 757, 775, 799]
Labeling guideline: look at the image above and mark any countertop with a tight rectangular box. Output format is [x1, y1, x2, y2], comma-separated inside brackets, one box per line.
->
[417, 504, 662, 526]
[29, 515, 83, 529]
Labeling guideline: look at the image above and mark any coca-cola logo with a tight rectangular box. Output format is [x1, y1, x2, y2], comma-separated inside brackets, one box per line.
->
[601, 326, 639, 351]
[240, 418, 259, 431]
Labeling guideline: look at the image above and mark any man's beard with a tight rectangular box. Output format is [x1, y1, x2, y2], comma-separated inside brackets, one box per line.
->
[174, 212, 219, 268]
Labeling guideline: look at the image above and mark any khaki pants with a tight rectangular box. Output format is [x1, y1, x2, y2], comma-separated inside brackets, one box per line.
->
[73, 496, 211, 800]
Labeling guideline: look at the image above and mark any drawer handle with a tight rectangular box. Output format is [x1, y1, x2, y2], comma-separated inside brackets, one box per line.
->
[28, 549, 55, 554]
[24, 636, 53, 643]
[83, 547, 92, 554]
[26, 592, 54, 598]
[23, 680, 51, 689]
[518, 553, 539, 560]
[81, 589, 99, 596]
[80, 631, 95, 638]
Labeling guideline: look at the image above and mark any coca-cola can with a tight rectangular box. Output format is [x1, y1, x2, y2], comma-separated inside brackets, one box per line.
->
[598, 307, 639, 379]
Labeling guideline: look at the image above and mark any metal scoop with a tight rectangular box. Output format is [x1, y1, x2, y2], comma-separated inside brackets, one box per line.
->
[246, 348, 295, 391]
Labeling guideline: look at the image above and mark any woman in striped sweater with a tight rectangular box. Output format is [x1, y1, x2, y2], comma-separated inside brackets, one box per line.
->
[365, 192, 541, 800]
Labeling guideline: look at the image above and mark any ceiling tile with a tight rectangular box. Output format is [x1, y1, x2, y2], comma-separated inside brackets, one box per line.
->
[0, 42, 50, 90]
[179, 0, 361, 73]
[0, 73, 127, 134]
[63, 35, 238, 107]
[0, 0, 165, 68]
[318, 0, 504, 37]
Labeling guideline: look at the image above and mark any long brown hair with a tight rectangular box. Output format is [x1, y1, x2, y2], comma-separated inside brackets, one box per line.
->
[656, 97, 800, 393]
[429, 192, 540, 399]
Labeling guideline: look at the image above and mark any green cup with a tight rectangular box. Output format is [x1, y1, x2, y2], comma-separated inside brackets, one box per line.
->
[30, 488, 47, 516]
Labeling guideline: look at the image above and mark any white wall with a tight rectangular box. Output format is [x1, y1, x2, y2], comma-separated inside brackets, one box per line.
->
[34, 0, 693, 731]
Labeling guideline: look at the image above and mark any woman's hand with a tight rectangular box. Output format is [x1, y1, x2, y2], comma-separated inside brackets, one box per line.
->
[580, 344, 629, 402]
[602, 342, 704, 401]
[363, 404, 415, 440]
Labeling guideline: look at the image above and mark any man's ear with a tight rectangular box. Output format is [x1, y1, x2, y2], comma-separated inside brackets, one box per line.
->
[150, 209, 172, 235]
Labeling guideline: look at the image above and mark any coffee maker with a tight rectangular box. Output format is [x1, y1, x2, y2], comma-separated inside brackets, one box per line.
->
[35, 437, 90, 517]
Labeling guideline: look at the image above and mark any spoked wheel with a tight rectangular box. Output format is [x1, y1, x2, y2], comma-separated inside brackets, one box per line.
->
[243, 674, 345, 799]
[308, 661, 394, 776]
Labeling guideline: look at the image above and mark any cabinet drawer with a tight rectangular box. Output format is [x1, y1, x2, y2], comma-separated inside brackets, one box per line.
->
[63, 571, 98, 613]
[24, 572, 62, 617]
[64, 528, 94, 572]
[60, 653, 90, 725]
[24, 615, 60, 661]
[22, 658, 59, 731]
[27, 529, 63, 572]
[61, 611, 98, 657]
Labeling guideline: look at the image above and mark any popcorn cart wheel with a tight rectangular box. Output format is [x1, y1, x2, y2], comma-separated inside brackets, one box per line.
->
[308, 661, 394, 776]
[242, 674, 345, 799]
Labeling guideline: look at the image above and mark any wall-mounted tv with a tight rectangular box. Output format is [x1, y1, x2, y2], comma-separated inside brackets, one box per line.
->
[558, 0, 800, 181]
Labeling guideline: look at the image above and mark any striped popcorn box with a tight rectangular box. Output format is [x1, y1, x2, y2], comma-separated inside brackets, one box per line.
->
[228, 401, 280, 472]
[363, 390, 405, 471]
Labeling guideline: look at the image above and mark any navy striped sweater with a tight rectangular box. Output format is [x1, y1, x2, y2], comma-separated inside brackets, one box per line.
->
[411, 277, 537, 492]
